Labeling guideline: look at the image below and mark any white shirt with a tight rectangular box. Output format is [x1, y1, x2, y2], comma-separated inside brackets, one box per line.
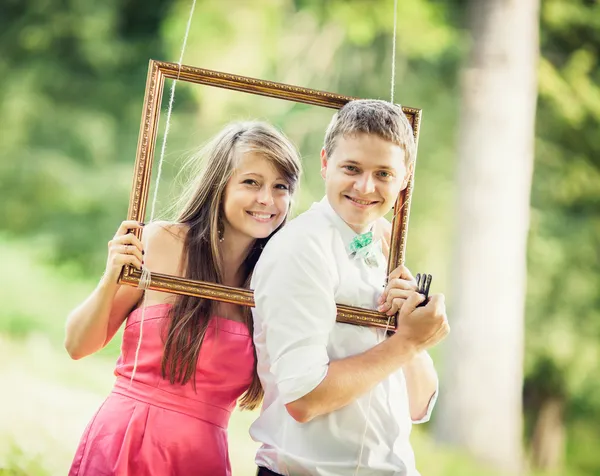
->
[250, 198, 436, 476]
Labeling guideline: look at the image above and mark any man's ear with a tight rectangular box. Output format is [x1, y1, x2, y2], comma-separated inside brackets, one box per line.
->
[400, 162, 414, 190]
[320, 148, 328, 180]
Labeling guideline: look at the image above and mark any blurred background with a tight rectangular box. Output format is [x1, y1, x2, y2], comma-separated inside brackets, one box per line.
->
[1, 0, 599, 475]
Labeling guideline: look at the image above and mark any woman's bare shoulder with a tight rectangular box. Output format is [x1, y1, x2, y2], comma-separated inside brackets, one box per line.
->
[142, 221, 189, 245]
[141, 221, 189, 276]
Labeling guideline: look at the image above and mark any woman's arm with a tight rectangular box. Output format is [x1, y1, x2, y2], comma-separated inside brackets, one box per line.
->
[64, 221, 145, 359]
[64, 221, 188, 359]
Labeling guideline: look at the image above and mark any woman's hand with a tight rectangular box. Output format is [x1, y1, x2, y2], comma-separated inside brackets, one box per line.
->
[101, 221, 145, 285]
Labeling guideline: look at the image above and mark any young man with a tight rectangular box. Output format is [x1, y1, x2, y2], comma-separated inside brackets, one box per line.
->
[250, 100, 450, 475]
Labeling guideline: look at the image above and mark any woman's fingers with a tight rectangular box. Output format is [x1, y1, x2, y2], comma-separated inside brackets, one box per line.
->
[114, 220, 145, 238]
[107, 232, 144, 269]
[112, 233, 144, 254]
[114, 254, 143, 270]
[102, 223, 145, 284]
[116, 244, 143, 263]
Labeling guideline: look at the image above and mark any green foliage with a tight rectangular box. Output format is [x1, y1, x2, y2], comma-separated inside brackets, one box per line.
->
[0, 0, 599, 474]
[521, 1, 600, 473]
[0, 442, 49, 476]
[526, 0, 600, 426]
[0, 0, 171, 272]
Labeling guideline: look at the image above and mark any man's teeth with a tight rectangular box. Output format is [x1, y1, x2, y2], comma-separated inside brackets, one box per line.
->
[350, 197, 373, 205]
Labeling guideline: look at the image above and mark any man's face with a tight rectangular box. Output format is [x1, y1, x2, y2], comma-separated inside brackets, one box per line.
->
[321, 133, 409, 234]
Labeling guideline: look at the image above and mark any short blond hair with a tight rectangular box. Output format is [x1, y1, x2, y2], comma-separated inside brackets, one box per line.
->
[323, 99, 416, 166]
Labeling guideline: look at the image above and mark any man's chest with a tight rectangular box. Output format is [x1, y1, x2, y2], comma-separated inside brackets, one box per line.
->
[332, 246, 387, 310]
[328, 249, 389, 359]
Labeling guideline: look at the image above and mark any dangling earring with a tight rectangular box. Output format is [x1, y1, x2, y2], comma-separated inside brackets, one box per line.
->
[218, 220, 224, 243]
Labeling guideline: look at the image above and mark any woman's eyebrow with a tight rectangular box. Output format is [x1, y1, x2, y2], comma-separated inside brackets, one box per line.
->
[239, 172, 287, 182]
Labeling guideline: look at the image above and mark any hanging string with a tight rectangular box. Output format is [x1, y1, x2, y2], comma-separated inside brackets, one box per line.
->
[354, 1, 399, 473]
[390, 0, 398, 104]
[130, 0, 198, 385]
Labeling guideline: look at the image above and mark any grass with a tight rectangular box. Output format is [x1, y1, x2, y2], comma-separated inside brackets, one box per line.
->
[0, 237, 588, 476]
[0, 237, 260, 474]
[1, 331, 500, 476]
[0, 334, 260, 475]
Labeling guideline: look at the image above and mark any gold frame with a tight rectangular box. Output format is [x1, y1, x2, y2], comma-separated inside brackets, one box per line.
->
[119, 59, 422, 330]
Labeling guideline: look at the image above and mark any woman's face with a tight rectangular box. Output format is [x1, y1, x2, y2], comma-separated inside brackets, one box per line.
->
[222, 151, 292, 242]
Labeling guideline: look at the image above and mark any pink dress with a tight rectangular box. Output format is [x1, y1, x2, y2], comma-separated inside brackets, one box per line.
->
[69, 303, 255, 476]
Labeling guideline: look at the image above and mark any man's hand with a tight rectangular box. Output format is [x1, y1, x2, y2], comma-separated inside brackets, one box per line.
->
[378, 265, 418, 316]
[392, 292, 449, 351]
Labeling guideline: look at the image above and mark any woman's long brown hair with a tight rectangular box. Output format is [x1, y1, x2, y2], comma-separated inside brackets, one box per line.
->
[161, 122, 301, 410]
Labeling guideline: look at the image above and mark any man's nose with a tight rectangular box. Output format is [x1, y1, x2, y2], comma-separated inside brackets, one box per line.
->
[354, 174, 375, 194]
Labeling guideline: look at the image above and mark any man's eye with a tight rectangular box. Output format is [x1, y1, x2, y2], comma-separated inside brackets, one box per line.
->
[378, 171, 392, 178]
[343, 165, 359, 173]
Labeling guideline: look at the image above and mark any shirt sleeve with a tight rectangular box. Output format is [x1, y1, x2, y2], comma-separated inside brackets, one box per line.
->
[252, 230, 337, 405]
[411, 382, 438, 424]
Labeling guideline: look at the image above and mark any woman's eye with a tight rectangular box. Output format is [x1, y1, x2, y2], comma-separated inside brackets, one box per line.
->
[242, 179, 259, 186]
[275, 183, 290, 191]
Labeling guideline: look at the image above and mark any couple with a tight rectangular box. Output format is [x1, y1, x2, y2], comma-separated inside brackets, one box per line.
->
[65, 99, 449, 476]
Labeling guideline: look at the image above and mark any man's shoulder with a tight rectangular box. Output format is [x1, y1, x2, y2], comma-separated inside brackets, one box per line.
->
[265, 206, 336, 255]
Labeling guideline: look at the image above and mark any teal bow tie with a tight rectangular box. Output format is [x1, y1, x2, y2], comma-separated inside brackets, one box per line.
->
[349, 231, 373, 254]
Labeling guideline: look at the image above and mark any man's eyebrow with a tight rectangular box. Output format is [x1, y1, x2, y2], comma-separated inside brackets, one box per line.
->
[341, 159, 396, 170]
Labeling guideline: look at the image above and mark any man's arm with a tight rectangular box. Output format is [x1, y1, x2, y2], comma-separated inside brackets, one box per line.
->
[286, 293, 446, 423]
[253, 229, 448, 424]
[376, 264, 442, 422]
[285, 307, 421, 423]
[402, 351, 438, 422]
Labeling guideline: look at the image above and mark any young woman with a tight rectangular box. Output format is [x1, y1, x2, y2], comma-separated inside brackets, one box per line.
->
[65, 122, 302, 476]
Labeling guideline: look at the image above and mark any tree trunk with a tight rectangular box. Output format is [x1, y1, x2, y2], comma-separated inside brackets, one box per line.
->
[434, 0, 540, 474]
[531, 397, 565, 472]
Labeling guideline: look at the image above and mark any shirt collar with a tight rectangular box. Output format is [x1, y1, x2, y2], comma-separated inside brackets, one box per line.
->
[313, 196, 375, 254]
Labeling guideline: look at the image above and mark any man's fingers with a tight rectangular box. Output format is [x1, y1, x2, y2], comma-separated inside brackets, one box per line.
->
[386, 297, 407, 316]
[422, 319, 450, 348]
[378, 288, 412, 312]
[424, 294, 446, 315]
[388, 264, 416, 282]
[385, 289, 412, 308]
[388, 264, 417, 289]
[399, 291, 426, 317]
[380, 275, 418, 304]
[384, 277, 417, 295]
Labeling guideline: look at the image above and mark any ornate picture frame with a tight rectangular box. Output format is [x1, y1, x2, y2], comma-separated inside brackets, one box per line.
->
[118, 59, 422, 330]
